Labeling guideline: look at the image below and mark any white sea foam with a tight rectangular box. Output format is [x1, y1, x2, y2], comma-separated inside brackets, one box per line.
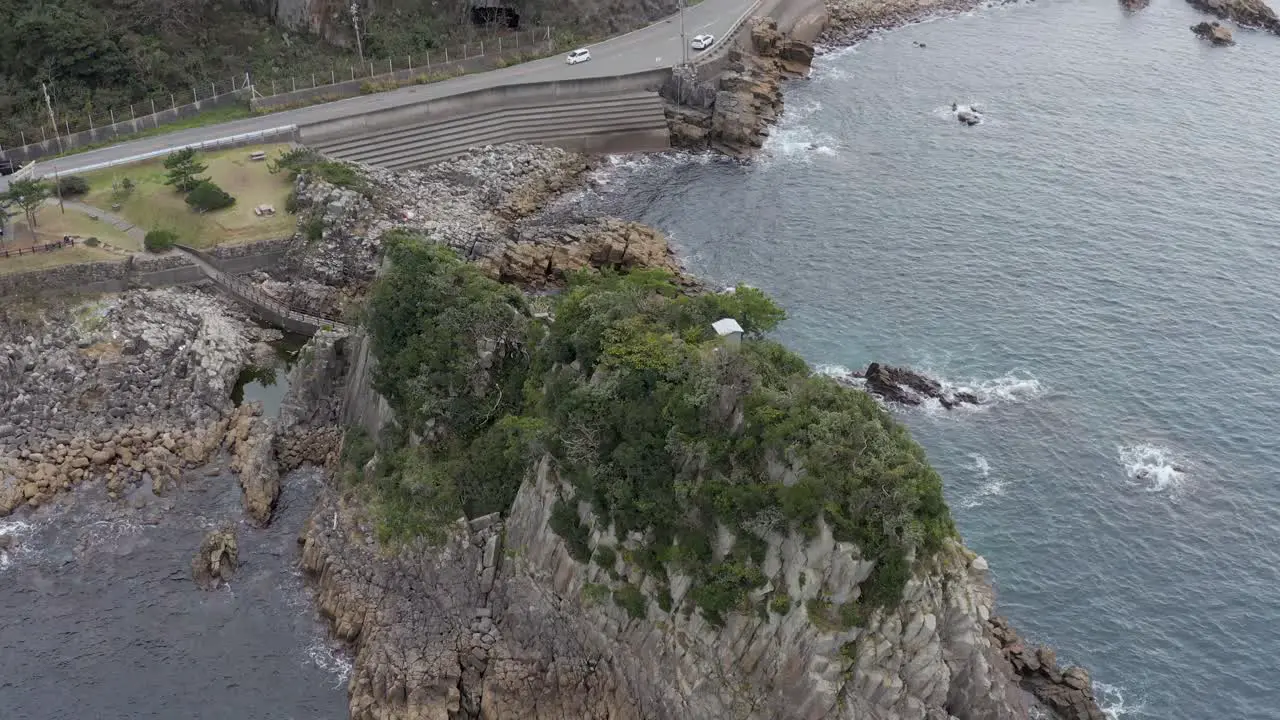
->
[1095, 680, 1146, 719]
[960, 453, 1006, 508]
[0, 518, 37, 570]
[1118, 443, 1188, 493]
[306, 640, 353, 688]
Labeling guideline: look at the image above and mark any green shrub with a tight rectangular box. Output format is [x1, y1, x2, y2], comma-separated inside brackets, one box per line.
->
[593, 544, 617, 572]
[56, 175, 90, 197]
[185, 180, 235, 212]
[769, 593, 792, 615]
[83, 237, 100, 247]
[549, 498, 591, 562]
[581, 583, 611, 607]
[613, 583, 647, 619]
[143, 229, 177, 253]
[284, 189, 300, 214]
[304, 216, 324, 243]
[269, 148, 370, 196]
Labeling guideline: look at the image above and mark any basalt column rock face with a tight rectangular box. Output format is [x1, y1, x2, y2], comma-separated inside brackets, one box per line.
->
[488, 458, 1027, 720]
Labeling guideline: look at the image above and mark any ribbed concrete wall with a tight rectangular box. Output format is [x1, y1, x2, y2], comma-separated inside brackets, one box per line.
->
[311, 91, 670, 169]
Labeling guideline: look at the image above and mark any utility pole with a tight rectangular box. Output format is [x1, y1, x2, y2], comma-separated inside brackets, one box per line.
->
[680, 0, 689, 67]
[53, 162, 64, 214]
[350, 3, 364, 64]
[42, 83, 63, 154]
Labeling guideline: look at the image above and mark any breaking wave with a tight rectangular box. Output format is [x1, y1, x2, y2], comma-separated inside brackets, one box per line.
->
[1118, 443, 1188, 494]
[960, 453, 1006, 508]
[305, 640, 353, 689]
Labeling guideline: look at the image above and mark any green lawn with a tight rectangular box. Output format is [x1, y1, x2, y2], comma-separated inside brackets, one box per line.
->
[12, 207, 142, 252]
[0, 245, 123, 275]
[80, 143, 296, 249]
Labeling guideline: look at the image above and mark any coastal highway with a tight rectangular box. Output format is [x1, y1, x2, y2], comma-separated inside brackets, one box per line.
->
[3, 0, 756, 187]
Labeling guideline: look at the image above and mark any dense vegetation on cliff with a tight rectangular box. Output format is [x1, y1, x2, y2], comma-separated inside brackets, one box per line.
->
[352, 234, 956, 626]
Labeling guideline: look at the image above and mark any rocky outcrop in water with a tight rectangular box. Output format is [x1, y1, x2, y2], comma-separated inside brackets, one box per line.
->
[1119, 0, 1151, 12]
[847, 362, 981, 409]
[1192, 20, 1237, 43]
[1186, 0, 1280, 32]
[192, 526, 239, 590]
[483, 217, 678, 287]
[663, 17, 816, 156]
[989, 616, 1107, 720]
[225, 404, 280, 527]
[823, 0, 995, 45]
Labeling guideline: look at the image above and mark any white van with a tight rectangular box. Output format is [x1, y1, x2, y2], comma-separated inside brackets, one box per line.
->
[566, 48, 592, 65]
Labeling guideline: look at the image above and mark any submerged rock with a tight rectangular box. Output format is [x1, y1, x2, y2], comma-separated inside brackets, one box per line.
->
[191, 527, 238, 590]
[1192, 20, 1237, 43]
[1187, 0, 1280, 32]
[1120, 0, 1151, 11]
[855, 362, 981, 409]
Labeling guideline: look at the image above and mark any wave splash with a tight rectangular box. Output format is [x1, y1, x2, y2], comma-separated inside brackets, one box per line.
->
[817, 364, 1043, 411]
[305, 640, 353, 689]
[960, 453, 1006, 508]
[0, 519, 38, 571]
[1118, 443, 1188, 493]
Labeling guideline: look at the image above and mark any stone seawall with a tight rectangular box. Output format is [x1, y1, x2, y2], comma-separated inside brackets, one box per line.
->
[0, 238, 291, 298]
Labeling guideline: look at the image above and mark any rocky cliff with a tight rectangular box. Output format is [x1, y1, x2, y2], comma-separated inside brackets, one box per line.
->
[302, 452, 1106, 719]
[665, 17, 816, 155]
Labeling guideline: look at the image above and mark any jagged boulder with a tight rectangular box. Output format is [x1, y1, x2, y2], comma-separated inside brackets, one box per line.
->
[989, 616, 1107, 720]
[854, 362, 981, 409]
[225, 404, 280, 527]
[192, 527, 238, 590]
[478, 218, 678, 287]
[1192, 20, 1236, 43]
[1187, 0, 1280, 31]
[1120, 0, 1150, 11]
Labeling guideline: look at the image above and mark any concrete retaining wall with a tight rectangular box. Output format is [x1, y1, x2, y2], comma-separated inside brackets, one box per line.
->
[2, 91, 251, 166]
[299, 70, 672, 144]
[0, 238, 289, 298]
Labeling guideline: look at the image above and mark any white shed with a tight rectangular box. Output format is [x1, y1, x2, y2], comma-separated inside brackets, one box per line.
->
[712, 318, 744, 349]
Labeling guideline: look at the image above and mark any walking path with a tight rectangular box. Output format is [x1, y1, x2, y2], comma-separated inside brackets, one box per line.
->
[173, 244, 348, 335]
[57, 199, 145, 242]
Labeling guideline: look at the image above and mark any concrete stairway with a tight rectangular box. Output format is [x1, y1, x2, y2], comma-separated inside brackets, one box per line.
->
[173, 245, 348, 336]
[308, 91, 669, 170]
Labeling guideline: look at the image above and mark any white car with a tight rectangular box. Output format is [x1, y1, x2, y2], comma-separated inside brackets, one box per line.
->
[691, 34, 715, 51]
[566, 48, 592, 65]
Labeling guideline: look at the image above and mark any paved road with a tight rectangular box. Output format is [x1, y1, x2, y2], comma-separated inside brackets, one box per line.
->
[3, 0, 755, 189]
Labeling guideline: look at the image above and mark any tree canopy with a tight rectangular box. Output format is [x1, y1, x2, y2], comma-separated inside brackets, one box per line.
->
[352, 233, 957, 629]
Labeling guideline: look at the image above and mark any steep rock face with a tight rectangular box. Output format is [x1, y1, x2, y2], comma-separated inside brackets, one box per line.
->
[247, 0, 680, 48]
[276, 331, 349, 471]
[482, 217, 679, 287]
[665, 17, 816, 156]
[1187, 0, 1280, 31]
[494, 458, 1025, 720]
[299, 494, 501, 720]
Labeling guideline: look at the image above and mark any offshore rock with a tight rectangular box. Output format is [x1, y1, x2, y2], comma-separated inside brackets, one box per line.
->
[225, 403, 280, 527]
[1120, 0, 1151, 11]
[853, 362, 981, 409]
[192, 526, 239, 590]
[1192, 20, 1237, 43]
[1186, 0, 1280, 31]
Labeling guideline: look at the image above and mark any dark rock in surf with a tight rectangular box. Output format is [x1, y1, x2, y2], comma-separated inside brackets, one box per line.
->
[1191, 20, 1236, 43]
[1187, 0, 1280, 32]
[855, 362, 981, 409]
[989, 616, 1108, 720]
[192, 526, 238, 590]
[1120, 0, 1150, 12]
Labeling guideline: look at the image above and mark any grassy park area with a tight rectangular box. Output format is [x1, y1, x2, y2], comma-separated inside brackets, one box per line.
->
[80, 143, 296, 249]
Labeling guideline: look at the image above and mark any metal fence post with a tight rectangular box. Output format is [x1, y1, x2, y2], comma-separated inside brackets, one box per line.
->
[292, 77, 297, 92]
[312, 74, 316, 88]
[211, 82, 216, 97]
[193, 87, 199, 104]
[331, 70, 336, 84]
[445, 48, 449, 63]
[170, 93, 175, 110]
[388, 57, 393, 74]
[408, 54, 413, 70]
[130, 104, 135, 120]
[20, 131, 25, 146]
[427, 51, 431, 69]
[110, 108, 116, 126]
[150, 98, 157, 116]
[89, 114, 94, 131]
[463, 43, 468, 60]
[351, 66, 355, 80]
[272, 80, 277, 95]
[369, 60, 374, 77]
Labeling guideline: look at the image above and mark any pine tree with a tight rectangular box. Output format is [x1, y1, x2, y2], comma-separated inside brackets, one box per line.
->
[163, 148, 208, 193]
